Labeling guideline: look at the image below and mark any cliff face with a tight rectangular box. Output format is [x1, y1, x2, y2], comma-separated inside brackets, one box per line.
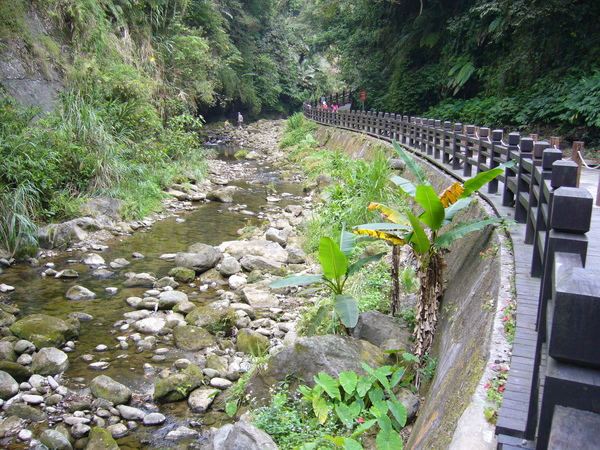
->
[0, 4, 68, 113]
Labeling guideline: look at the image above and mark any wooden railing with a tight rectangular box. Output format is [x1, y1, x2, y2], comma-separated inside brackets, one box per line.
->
[304, 104, 600, 449]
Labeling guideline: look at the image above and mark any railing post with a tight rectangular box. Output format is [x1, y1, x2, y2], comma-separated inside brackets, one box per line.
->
[451, 123, 462, 171]
[402, 115, 409, 145]
[476, 127, 490, 175]
[434, 119, 442, 159]
[463, 125, 475, 177]
[488, 129, 503, 194]
[442, 121, 452, 164]
[514, 137, 534, 222]
[502, 132, 521, 206]
[427, 119, 435, 156]
[572, 141, 584, 187]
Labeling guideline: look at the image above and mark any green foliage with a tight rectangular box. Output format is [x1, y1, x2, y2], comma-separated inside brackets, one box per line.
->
[298, 360, 416, 449]
[270, 233, 385, 329]
[0, 184, 39, 259]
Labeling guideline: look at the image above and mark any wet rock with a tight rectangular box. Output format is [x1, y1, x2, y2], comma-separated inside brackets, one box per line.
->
[241, 287, 279, 309]
[173, 300, 196, 315]
[142, 412, 166, 426]
[40, 429, 73, 450]
[168, 266, 196, 283]
[92, 268, 114, 278]
[0, 309, 16, 327]
[209, 377, 232, 389]
[0, 370, 19, 399]
[165, 426, 198, 440]
[204, 416, 278, 450]
[82, 253, 106, 266]
[188, 388, 219, 413]
[18, 429, 32, 441]
[0, 283, 15, 292]
[38, 217, 103, 250]
[173, 326, 214, 351]
[107, 423, 128, 439]
[71, 422, 91, 439]
[157, 290, 188, 309]
[236, 329, 270, 356]
[66, 285, 96, 300]
[17, 353, 32, 365]
[228, 274, 247, 290]
[22, 394, 44, 404]
[133, 317, 166, 335]
[116, 405, 146, 421]
[0, 415, 23, 437]
[153, 364, 203, 403]
[89, 362, 110, 370]
[153, 276, 179, 289]
[0, 361, 31, 383]
[55, 269, 79, 279]
[199, 268, 227, 286]
[185, 301, 235, 335]
[86, 426, 120, 449]
[244, 335, 386, 406]
[5, 403, 47, 422]
[174, 244, 222, 274]
[10, 314, 80, 348]
[123, 273, 156, 288]
[218, 240, 288, 263]
[31, 347, 69, 375]
[68, 312, 94, 322]
[0, 340, 17, 361]
[216, 256, 242, 277]
[89, 375, 132, 405]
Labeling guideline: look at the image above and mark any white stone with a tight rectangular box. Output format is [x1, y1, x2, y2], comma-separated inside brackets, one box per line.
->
[209, 377, 233, 389]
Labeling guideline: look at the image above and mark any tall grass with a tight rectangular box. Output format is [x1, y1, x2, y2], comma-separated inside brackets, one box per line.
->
[0, 184, 39, 259]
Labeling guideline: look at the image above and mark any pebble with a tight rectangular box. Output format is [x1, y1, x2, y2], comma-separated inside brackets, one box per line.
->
[95, 345, 109, 352]
[209, 377, 233, 389]
[89, 362, 110, 370]
[107, 423, 128, 439]
[18, 429, 33, 441]
[106, 287, 118, 295]
[143, 412, 166, 426]
[22, 394, 44, 405]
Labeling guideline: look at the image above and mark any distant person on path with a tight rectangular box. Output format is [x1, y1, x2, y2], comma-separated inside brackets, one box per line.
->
[237, 112, 243, 128]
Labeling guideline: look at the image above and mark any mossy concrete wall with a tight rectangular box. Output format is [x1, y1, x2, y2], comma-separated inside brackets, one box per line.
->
[314, 126, 500, 449]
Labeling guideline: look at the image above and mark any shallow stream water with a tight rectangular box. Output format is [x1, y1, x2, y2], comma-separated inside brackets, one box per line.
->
[0, 146, 305, 448]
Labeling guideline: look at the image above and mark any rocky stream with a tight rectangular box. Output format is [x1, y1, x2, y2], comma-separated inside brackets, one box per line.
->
[0, 120, 417, 449]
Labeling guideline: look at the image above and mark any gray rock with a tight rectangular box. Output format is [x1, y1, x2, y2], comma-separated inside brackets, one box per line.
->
[143, 412, 166, 426]
[68, 312, 93, 322]
[22, 394, 44, 404]
[241, 287, 280, 309]
[134, 317, 166, 335]
[54, 269, 79, 279]
[79, 195, 123, 222]
[218, 240, 288, 263]
[286, 247, 307, 264]
[157, 290, 188, 309]
[0, 415, 23, 437]
[0, 370, 19, 399]
[153, 364, 203, 403]
[39, 429, 73, 450]
[70, 422, 91, 438]
[154, 276, 179, 289]
[229, 274, 247, 290]
[107, 422, 128, 439]
[173, 300, 196, 315]
[5, 403, 47, 422]
[210, 377, 233, 389]
[167, 267, 196, 283]
[396, 387, 421, 424]
[236, 329, 270, 356]
[265, 227, 289, 245]
[240, 255, 283, 274]
[86, 427, 120, 449]
[188, 388, 219, 413]
[93, 268, 115, 278]
[117, 404, 146, 421]
[123, 273, 156, 288]
[82, 253, 106, 266]
[0, 340, 17, 361]
[207, 186, 237, 203]
[31, 348, 69, 375]
[89, 375, 132, 405]
[244, 335, 386, 406]
[199, 268, 228, 286]
[174, 244, 222, 274]
[185, 301, 234, 335]
[173, 325, 214, 351]
[66, 285, 96, 300]
[38, 217, 103, 250]
[351, 310, 412, 348]
[10, 314, 80, 349]
[217, 256, 242, 276]
[206, 417, 278, 450]
[166, 426, 199, 440]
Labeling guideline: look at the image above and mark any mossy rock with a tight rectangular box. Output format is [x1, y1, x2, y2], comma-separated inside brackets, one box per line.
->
[9, 314, 79, 349]
[168, 266, 196, 283]
[172, 325, 214, 351]
[0, 361, 32, 382]
[89, 375, 132, 405]
[86, 427, 119, 450]
[153, 364, 204, 404]
[236, 329, 270, 356]
[185, 302, 235, 335]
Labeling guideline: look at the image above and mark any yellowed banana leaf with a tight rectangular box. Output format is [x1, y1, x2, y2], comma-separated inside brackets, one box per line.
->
[367, 202, 410, 225]
[354, 228, 406, 245]
[439, 182, 465, 208]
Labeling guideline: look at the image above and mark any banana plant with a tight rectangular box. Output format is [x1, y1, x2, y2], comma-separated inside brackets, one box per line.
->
[269, 230, 384, 331]
[354, 140, 513, 362]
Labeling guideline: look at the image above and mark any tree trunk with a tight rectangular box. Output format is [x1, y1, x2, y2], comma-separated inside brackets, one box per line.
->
[411, 251, 446, 361]
[390, 244, 400, 316]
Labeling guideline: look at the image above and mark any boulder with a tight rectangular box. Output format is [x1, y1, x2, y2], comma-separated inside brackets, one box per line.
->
[85, 426, 120, 450]
[173, 325, 214, 351]
[157, 290, 188, 310]
[79, 195, 123, 222]
[10, 314, 80, 348]
[216, 256, 241, 276]
[239, 255, 283, 275]
[396, 387, 421, 424]
[89, 375, 132, 405]
[54, 269, 79, 279]
[0, 340, 17, 361]
[39, 429, 73, 450]
[185, 301, 235, 335]
[350, 310, 412, 348]
[38, 217, 103, 250]
[153, 364, 203, 403]
[244, 335, 386, 405]
[175, 244, 222, 274]
[0, 361, 32, 382]
[207, 186, 237, 203]
[133, 317, 166, 335]
[218, 240, 288, 263]
[229, 274, 247, 290]
[241, 287, 279, 309]
[143, 412, 166, 426]
[5, 403, 47, 422]
[123, 273, 156, 288]
[82, 253, 106, 266]
[204, 417, 278, 450]
[286, 247, 307, 264]
[199, 268, 228, 286]
[168, 267, 196, 283]
[116, 405, 146, 421]
[153, 276, 179, 289]
[0, 309, 16, 327]
[0, 370, 19, 399]
[236, 329, 270, 356]
[188, 388, 219, 413]
[66, 285, 96, 300]
[31, 347, 69, 375]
